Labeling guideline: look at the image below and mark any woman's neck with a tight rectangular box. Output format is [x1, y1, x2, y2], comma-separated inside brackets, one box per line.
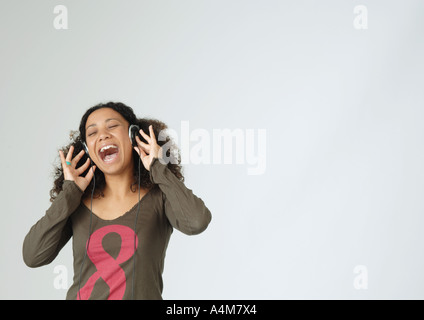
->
[102, 171, 138, 201]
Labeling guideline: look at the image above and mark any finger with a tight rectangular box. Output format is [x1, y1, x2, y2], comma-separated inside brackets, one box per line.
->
[85, 165, 96, 181]
[136, 136, 150, 151]
[75, 157, 91, 176]
[59, 150, 67, 168]
[72, 149, 85, 166]
[66, 145, 75, 163]
[148, 125, 156, 142]
[139, 128, 152, 143]
[134, 145, 147, 158]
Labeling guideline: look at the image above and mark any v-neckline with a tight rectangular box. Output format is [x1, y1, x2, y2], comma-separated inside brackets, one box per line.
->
[80, 188, 152, 222]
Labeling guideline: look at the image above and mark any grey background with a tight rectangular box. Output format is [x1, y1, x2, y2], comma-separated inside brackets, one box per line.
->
[1, 0, 423, 299]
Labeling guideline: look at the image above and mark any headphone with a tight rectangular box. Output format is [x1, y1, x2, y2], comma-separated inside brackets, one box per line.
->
[78, 124, 144, 300]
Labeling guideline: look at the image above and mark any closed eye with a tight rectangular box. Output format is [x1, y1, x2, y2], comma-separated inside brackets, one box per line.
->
[87, 125, 118, 136]
[87, 124, 119, 137]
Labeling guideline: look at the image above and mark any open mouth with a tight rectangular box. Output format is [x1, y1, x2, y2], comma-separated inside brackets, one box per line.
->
[98, 144, 120, 164]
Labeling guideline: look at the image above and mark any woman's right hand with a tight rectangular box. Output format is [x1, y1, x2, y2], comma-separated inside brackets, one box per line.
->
[59, 145, 96, 192]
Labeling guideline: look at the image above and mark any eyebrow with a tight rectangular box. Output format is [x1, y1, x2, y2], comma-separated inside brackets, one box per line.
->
[86, 118, 121, 130]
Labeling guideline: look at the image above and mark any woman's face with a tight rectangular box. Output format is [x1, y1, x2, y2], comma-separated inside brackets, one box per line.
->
[84, 108, 133, 175]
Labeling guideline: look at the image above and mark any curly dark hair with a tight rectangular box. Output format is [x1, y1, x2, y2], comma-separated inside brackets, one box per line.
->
[49, 101, 183, 202]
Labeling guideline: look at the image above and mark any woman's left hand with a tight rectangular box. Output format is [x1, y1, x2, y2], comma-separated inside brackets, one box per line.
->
[133, 125, 162, 171]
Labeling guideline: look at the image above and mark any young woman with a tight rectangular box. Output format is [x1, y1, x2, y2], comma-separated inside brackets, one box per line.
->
[23, 102, 212, 300]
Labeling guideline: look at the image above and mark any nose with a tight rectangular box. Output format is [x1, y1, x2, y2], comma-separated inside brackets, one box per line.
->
[97, 128, 112, 142]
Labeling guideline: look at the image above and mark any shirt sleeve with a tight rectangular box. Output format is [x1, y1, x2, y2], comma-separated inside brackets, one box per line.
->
[149, 157, 212, 235]
[22, 180, 84, 268]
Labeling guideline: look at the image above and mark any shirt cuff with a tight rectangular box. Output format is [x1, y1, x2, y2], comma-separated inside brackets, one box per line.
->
[63, 180, 84, 194]
[149, 157, 165, 184]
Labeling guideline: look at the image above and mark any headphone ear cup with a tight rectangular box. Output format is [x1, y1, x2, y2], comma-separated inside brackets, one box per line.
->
[83, 142, 89, 155]
[129, 124, 144, 147]
[83, 142, 95, 166]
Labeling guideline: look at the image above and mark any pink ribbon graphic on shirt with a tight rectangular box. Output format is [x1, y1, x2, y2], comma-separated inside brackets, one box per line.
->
[77, 225, 138, 300]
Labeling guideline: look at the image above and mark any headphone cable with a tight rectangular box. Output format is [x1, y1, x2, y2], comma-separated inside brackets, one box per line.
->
[77, 163, 95, 300]
[131, 153, 142, 300]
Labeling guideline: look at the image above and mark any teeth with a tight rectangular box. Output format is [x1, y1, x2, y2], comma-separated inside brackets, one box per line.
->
[100, 145, 118, 153]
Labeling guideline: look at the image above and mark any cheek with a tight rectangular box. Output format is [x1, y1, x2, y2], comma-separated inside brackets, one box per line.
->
[122, 138, 134, 158]
[87, 141, 96, 155]
[116, 129, 131, 149]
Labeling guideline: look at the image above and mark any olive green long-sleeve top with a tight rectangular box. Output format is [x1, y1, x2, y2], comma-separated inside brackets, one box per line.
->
[23, 157, 212, 300]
